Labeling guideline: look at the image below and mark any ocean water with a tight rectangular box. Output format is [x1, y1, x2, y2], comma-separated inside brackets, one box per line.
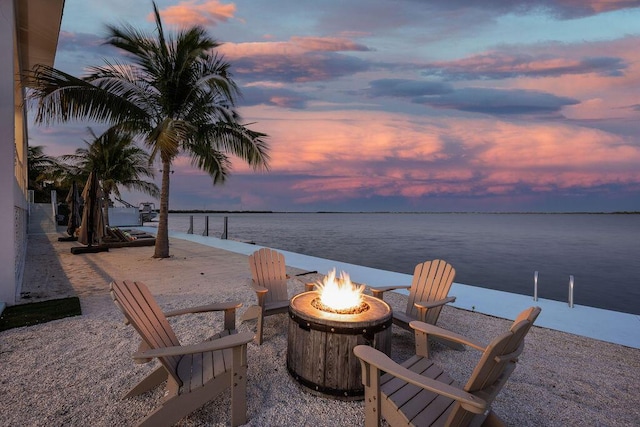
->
[163, 213, 640, 315]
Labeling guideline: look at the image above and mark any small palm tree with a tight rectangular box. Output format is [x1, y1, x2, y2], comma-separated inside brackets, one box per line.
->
[28, 145, 65, 202]
[28, 2, 269, 257]
[61, 127, 159, 226]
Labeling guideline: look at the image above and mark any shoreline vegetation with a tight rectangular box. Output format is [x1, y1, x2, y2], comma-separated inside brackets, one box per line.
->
[168, 210, 640, 214]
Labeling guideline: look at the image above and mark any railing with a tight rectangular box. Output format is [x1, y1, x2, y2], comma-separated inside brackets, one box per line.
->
[187, 215, 229, 240]
[568, 275, 575, 308]
[533, 271, 575, 308]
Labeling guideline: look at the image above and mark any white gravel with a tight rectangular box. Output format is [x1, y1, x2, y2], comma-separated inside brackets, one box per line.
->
[1, 233, 638, 426]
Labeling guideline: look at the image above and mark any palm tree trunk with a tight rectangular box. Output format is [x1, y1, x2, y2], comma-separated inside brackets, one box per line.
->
[153, 158, 171, 258]
[103, 191, 111, 227]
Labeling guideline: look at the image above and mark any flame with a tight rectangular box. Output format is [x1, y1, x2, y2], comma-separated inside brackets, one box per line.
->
[317, 269, 365, 311]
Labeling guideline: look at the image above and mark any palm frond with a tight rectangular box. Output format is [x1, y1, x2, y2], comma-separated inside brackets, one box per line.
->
[200, 121, 270, 170]
[27, 65, 148, 126]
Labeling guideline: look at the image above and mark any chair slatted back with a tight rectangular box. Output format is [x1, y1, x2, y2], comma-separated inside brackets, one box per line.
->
[447, 306, 541, 426]
[406, 259, 456, 324]
[249, 248, 289, 304]
[110, 281, 182, 383]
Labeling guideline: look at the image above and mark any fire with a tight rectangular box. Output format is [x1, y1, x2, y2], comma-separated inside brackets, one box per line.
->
[316, 269, 365, 311]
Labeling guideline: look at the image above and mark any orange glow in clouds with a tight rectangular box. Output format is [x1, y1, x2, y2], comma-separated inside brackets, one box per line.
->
[211, 105, 640, 204]
[152, 0, 236, 27]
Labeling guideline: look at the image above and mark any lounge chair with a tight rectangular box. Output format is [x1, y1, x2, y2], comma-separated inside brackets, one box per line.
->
[242, 248, 313, 345]
[370, 259, 460, 349]
[354, 306, 541, 427]
[110, 280, 254, 427]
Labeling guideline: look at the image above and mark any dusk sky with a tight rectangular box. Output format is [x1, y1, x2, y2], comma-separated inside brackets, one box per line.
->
[31, 0, 640, 212]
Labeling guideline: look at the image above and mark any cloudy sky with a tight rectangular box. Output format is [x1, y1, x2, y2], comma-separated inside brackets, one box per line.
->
[32, 0, 640, 212]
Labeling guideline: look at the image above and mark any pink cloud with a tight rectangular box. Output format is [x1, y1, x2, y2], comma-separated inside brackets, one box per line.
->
[290, 36, 370, 52]
[152, 1, 236, 27]
[228, 105, 640, 204]
[439, 37, 640, 121]
[218, 36, 370, 58]
[584, 0, 640, 14]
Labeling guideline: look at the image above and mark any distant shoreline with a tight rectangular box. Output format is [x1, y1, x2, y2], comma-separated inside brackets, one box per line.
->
[168, 210, 640, 215]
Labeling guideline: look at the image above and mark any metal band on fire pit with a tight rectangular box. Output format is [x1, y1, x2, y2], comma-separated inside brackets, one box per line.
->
[288, 307, 392, 337]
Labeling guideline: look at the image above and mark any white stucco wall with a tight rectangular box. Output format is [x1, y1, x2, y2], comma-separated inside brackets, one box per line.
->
[0, 0, 19, 304]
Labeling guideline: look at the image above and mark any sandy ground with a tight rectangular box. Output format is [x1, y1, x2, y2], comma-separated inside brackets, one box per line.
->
[1, 232, 639, 426]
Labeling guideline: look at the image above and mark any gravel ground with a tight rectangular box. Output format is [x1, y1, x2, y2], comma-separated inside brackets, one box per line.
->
[1, 233, 638, 426]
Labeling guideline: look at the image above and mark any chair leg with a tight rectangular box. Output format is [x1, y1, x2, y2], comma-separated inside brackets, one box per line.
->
[138, 374, 234, 427]
[361, 363, 382, 427]
[256, 307, 265, 345]
[123, 366, 168, 399]
[230, 349, 248, 426]
[481, 410, 506, 427]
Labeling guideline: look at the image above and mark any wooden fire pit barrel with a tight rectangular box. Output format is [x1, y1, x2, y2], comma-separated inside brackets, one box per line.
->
[287, 291, 392, 400]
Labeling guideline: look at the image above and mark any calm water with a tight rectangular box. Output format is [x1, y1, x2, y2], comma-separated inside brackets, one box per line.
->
[164, 213, 640, 315]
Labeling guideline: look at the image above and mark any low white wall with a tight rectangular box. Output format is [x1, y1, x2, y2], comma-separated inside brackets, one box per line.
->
[108, 207, 141, 227]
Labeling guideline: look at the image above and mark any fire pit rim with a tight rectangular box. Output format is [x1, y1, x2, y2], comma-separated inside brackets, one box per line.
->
[289, 290, 392, 327]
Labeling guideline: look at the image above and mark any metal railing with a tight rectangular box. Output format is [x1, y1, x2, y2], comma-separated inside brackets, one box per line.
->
[187, 215, 228, 239]
[533, 271, 575, 308]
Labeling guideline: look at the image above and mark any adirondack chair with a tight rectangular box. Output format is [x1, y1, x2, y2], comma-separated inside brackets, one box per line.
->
[371, 259, 456, 328]
[354, 306, 541, 427]
[370, 259, 460, 349]
[242, 248, 313, 344]
[110, 280, 254, 427]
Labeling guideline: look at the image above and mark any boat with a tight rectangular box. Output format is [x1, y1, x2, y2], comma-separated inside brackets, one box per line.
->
[139, 202, 158, 222]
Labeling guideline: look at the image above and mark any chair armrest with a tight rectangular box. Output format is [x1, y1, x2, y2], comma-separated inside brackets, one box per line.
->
[133, 332, 255, 359]
[410, 321, 486, 352]
[251, 286, 269, 308]
[353, 345, 487, 414]
[370, 285, 411, 299]
[165, 301, 242, 332]
[304, 282, 315, 292]
[252, 286, 269, 295]
[414, 296, 456, 310]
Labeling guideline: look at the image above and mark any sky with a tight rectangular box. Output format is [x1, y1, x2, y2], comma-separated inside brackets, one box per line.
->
[31, 0, 640, 212]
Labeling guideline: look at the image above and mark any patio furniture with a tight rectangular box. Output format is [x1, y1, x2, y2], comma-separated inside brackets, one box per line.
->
[370, 259, 456, 328]
[370, 259, 461, 349]
[110, 280, 254, 427]
[242, 248, 313, 344]
[354, 306, 541, 427]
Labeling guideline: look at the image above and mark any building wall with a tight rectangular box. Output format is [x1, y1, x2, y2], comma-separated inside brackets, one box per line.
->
[1, 0, 64, 305]
[0, 0, 20, 304]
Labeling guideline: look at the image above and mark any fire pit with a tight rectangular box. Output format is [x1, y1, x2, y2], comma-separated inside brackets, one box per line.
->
[287, 270, 392, 400]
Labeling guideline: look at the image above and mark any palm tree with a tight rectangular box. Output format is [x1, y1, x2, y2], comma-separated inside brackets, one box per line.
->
[61, 127, 159, 226]
[28, 145, 65, 202]
[28, 2, 269, 257]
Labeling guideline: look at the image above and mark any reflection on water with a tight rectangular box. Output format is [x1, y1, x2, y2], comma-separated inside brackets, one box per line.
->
[166, 213, 640, 315]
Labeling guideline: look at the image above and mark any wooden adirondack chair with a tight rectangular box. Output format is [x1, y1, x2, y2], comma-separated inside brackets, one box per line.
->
[354, 306, 541, 427]
[110, 280, 254, 427]
[370, 259, 457, 329]
[242, 248, 313, 344]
